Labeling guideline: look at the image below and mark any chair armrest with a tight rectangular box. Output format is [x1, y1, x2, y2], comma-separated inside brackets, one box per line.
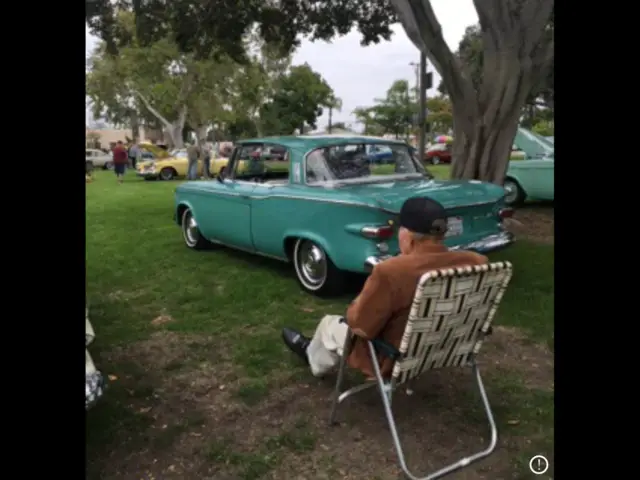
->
[338, 317, 401, 360]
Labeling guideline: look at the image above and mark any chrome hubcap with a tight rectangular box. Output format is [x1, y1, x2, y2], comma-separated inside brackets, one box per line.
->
[297, 242, 327, 287]
[503, 182, 517, 204]
[161, 170, 172, 180]
[184, 213, 199, 245]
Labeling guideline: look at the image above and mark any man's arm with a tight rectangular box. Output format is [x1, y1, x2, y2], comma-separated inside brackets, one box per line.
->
[346, 265, 393, 340]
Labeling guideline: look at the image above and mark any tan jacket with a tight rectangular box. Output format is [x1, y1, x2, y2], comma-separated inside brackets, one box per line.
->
[346, 243, 488, 378]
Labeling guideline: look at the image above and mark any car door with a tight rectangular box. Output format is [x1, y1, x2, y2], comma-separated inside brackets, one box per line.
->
[199, 146, 256, 250]
[515, 158, 554, 200]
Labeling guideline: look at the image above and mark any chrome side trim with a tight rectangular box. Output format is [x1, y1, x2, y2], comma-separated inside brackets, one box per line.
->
[178, 185, 497, 211]
[178, 189, 499, 218]
[205, 237, 290, 263]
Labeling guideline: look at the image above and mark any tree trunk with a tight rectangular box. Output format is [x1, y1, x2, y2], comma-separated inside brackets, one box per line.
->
[390, 0, 554, 184]
[130, 110, 140, 141]
[134, 90, 187, 148]
[194, 125, 208, 144]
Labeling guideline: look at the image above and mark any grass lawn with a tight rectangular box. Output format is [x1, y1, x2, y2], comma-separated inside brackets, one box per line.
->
[86, 168, 554, 480]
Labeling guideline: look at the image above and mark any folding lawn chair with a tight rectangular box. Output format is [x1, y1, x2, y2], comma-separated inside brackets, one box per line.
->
[329, 262, 513, 480]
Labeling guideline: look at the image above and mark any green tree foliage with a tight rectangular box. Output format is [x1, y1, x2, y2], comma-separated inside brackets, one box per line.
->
[86, 0, 397, 60]
[260, 64, 334, 135]
[86, 11, 235, 147]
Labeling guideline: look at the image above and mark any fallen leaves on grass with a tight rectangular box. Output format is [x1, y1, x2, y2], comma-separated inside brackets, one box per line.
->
[151, 315, 174, 326]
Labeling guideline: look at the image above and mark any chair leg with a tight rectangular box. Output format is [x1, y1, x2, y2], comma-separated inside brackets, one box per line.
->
[368, 343, 498, 480]
[329, 330, 353, 425]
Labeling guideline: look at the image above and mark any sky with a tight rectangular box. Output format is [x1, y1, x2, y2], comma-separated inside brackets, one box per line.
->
[85, 0, 478, 129]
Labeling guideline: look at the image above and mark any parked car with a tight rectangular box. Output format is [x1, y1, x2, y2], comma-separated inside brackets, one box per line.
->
[504, 153, 554, 206]
[86, 307, 105, 409]
[424, 143, 452, 164]
[138, 143, 286, 180]
[85, 148, 113, 171]
[138, 142, 170, 160]
[503, 128, 554, 206]
[174, 135, 514, 296]
[366, 144, 394, 164]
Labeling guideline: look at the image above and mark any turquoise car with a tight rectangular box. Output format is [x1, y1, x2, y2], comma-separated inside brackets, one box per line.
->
[504, 128, 554, 206]
[174, 135, 515, 296]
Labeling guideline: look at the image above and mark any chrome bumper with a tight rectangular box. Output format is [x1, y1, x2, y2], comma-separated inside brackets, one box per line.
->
[364, 255, 393, 272]
[448, 231, 515, 253]
[137, 171, 157, 178]
[363, 232, 515, 272]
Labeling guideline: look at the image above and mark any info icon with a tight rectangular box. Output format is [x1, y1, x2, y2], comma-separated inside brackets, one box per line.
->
[528, 455, 549, 475]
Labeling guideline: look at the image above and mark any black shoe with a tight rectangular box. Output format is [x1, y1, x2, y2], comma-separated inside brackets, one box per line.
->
[282, 327, 310, 364]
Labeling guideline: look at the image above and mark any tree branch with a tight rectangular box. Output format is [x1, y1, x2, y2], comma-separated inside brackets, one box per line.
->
[133, 89, 173, 129]
[390, 0, 475, 105]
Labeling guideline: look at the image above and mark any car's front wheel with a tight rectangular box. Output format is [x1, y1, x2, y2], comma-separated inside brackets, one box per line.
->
[503, 178, 526, 206]
[104, 161, 114, 170]
[181, 208, 212, 250]
[293, 239, 345, 297]
[160, 167, 177, 180]
[431, 156, 440, 165]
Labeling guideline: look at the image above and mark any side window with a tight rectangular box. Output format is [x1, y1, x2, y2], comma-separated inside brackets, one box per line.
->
[232, 144, 266, 178]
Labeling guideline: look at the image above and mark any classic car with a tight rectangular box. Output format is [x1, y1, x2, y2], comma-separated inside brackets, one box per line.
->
[139, 142, 170, 160]
[137, 144, 285, 180]
[85, 148, 113, 171]
[174, 135, 515, 296]
[503, 128, 554, 206]
[86, 307, 106, 409]
[424, 143, 452, 164]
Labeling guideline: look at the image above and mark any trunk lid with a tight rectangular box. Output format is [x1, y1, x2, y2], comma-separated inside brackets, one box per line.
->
[342, 178, 506, 247]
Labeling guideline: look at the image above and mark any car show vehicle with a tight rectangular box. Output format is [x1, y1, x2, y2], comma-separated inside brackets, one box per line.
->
[85, 148, 114, 171]
[424, 143, 452, 165]
[174, 135, 514, 296]
[504, 128, 554, 206]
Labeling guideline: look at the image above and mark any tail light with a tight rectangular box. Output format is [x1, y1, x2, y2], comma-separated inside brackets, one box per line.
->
[361, 225, 394, 240]
[499, 208, 514, 219]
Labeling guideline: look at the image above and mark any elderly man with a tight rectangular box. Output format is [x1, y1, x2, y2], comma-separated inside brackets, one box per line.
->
[282, 197, 489, 378]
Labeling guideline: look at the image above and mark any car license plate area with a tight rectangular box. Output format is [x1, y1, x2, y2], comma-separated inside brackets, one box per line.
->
[445, 216, 463, 237]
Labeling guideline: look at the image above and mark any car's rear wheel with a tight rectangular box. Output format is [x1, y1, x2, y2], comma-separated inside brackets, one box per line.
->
[293, 239, 345, 297]
[104, 161, 114, 170]
[431, 156, 440, 165]
[503, 178, 526, 206]
[160, 167, 177, 181]
[181, 208, 212, 250]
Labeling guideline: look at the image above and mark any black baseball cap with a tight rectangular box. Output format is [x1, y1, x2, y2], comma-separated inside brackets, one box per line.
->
[399, 197, 448, 235]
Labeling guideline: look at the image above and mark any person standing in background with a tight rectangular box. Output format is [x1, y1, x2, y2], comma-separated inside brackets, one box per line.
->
[186, 142, 201, 180]
[201, 140, 212, 179]
[128, 140, 142, 170]
[112, 141, 128, 184]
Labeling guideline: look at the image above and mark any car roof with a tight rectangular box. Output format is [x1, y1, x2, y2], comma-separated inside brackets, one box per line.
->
[236, 135, 408, 151]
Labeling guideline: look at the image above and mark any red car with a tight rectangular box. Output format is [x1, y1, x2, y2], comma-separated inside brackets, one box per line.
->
[424, 143, 452, 165]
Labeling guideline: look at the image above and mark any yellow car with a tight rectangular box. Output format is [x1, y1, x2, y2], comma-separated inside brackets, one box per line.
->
[136, 143, 275, 181]
[136, 150, 238, 181]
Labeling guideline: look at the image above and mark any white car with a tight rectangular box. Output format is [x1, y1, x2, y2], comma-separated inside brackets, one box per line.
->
[86, 148, 114, 170]
[86, 308, 105, 409]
